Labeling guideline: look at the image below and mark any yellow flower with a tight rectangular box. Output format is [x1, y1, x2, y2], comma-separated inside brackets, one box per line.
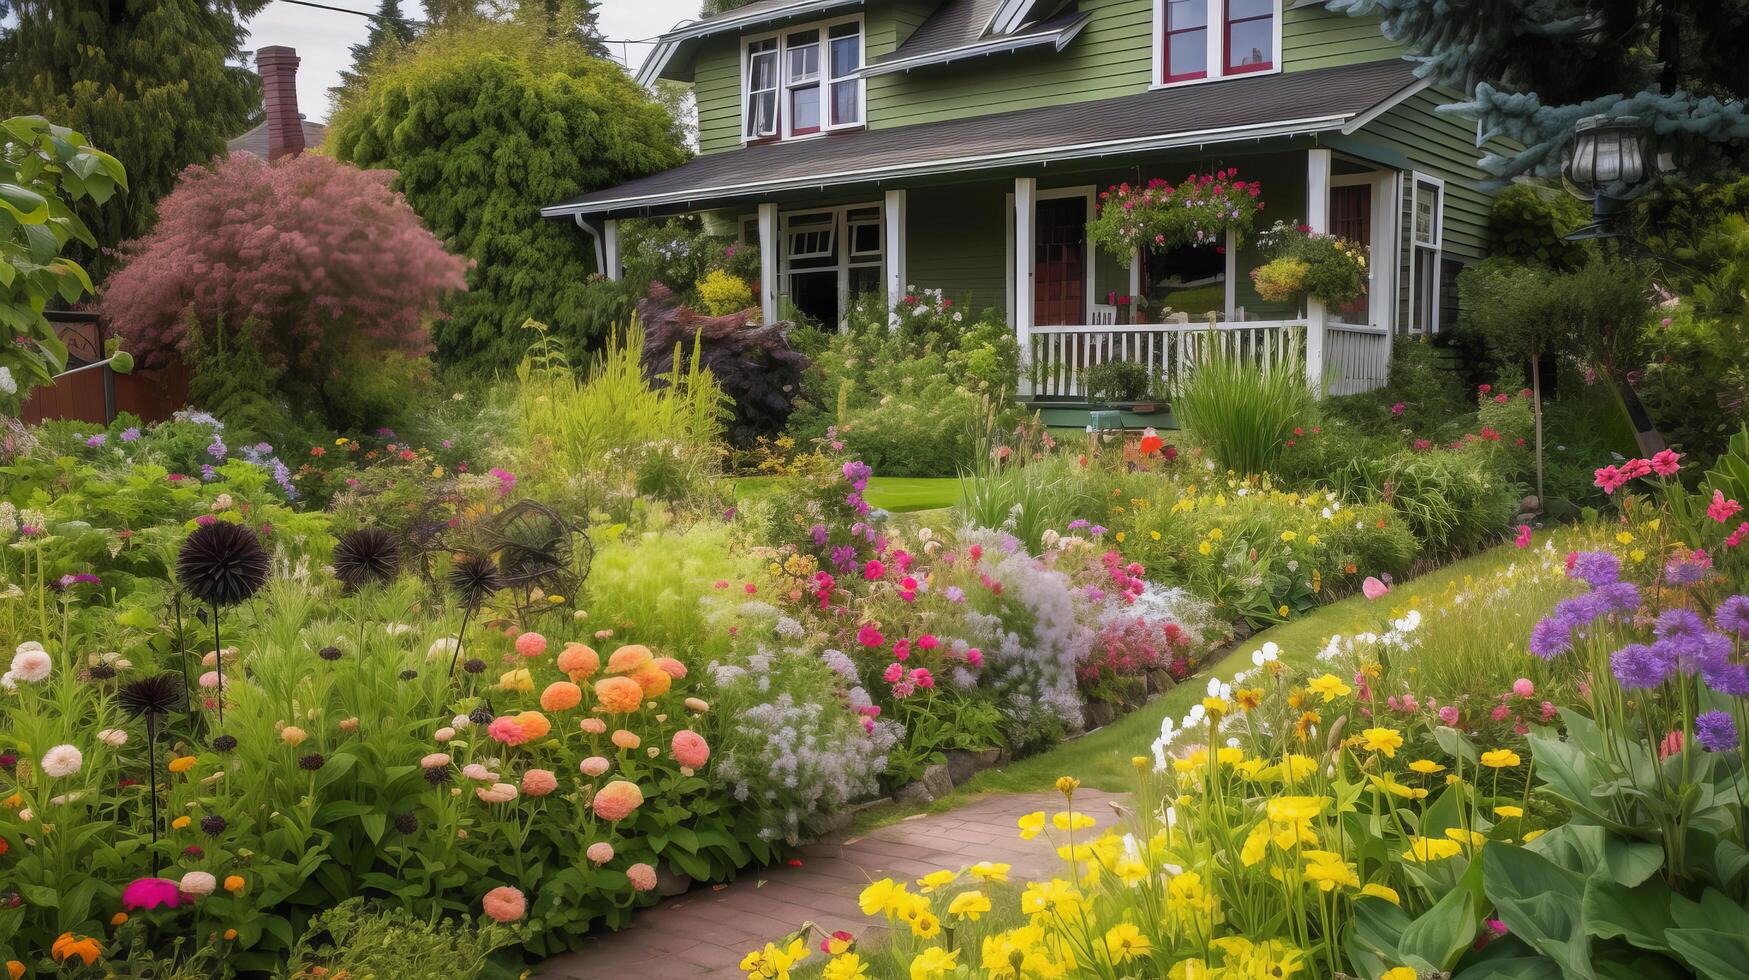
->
[1150, 530, 1161, 540]
[1494, 805, 1525, 818]
[1055, 775, 1080, 799]
[1402, 837, 1463, 862]
[916, 870, 958, 893]
[1104, 923, 1152, 962]
[1616, 531, 1634, 544]
[822, 953, 869, 980]
[908, 947, 958, 980]
[1630, 548, 1647, 562]
[1523, 828, 1547, 842]
[1302, 852, 1360, 891]
[1198, 541, 1214, 555]
[857, 879, 900, 917]
[1280, 530, 1297, 542]
[1114, 531, 1125, 543]
[1367, 773, 1417, 799]
[1360, 883, 1401, 905]
[1480, 749, 1522, 768]
[1359, 727, 1405, 758]
[1408, 759, 1444, 774]
[171, 816, 192, 830]
[1306, 673, 1351, 702]
[1306, 533, 1320, 546]
[1444, 827, 1488, 847]
[968, 861, 1010, 882]
[1052, 810, 1096, 831]
[1017, 811, 1045, 840]
[1279, 604, 1290, 618]
[498, 668, 535, 693]
[1382, 969, 1419, 980]
[1020, 878, 1081, 917]
[909, 910, 942, 938]
[947, 890, 991, 920]
[168, 756, 197, 774]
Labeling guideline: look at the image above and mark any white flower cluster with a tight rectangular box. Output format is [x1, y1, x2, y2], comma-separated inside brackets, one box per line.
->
[1149, 641, 1281, 771]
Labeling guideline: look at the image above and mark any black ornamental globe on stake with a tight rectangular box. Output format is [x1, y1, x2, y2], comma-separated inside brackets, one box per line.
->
[176, 522, 269, 723]
[446, 552, 502, 679]
[331, 527, 401, 593]
[116, 674, 185, 876]
[1563, 115, 1655, 240]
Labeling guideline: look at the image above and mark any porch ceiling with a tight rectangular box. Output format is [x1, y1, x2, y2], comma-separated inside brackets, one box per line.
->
[542, 60, 1419, 219]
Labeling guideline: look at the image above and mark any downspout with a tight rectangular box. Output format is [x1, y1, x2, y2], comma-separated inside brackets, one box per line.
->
[573, 213, 607, 276]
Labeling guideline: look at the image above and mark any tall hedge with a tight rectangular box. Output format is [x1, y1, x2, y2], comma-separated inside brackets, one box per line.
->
[326, 21, 688, 369]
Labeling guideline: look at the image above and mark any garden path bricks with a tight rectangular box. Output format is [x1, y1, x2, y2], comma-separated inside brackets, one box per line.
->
[536, 788, 1124, 978]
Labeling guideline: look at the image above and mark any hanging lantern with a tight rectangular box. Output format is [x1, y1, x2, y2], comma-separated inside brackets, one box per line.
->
[1564, 115, 1651, 196]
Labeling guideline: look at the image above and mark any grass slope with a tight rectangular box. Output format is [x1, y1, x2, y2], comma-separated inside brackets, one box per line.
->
[736, 475, 961, 513]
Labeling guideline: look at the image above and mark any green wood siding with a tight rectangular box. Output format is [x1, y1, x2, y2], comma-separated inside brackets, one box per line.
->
[907, 180, 1010, 314]
[1281, 6, 1403, 73]
[694, 44, 745, 155]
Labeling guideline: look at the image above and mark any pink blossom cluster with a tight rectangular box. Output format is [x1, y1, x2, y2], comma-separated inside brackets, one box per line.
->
[1594, 450, 1681, 494]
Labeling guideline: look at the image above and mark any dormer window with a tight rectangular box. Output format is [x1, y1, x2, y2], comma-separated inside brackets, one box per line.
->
[744, 17, 864, 142]
[1153, 0, 1277, 87]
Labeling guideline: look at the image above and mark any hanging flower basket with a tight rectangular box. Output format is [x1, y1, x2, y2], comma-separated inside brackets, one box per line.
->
[1087, 169, 1265, 264]
[1250, 220, 1368, 307]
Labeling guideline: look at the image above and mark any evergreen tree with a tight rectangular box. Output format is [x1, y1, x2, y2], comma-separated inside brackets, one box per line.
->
[1330, 0, 1749, 192]
[0, 0, 271, 279]
[327, 19, 688, 368]
[423, 0, 484, 26]
[507, 0, 610, 57]
[330, 0, 419, 113]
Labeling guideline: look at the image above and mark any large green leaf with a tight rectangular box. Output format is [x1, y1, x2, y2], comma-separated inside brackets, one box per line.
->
[1665, 930, 1749, 980]
[1400, 851, 1484, 971]
[1582, 873, 1674, 951]
[1484, 844, 1597, 979]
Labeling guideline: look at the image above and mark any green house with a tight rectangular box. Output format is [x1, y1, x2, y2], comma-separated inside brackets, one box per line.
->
[542, 0, 1502, 414]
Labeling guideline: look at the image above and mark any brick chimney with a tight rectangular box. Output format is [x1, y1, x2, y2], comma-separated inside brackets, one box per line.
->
[255, 46, 305, 161]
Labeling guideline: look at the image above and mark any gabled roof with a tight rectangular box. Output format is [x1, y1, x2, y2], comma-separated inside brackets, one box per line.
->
[545, 60, 1419, 218]
[863, 5, 1090, 76]
[638, 0, 867, 86]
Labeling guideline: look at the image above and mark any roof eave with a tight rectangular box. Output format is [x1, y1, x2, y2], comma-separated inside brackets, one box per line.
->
[861, 13, 1092, 77]
[540, 113, 1354, 217]
[636, 0, 866, 85]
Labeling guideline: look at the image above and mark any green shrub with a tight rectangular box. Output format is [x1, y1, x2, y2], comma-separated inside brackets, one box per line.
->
[1636, 303, 1749, 468]
[1343, 448, 1520, 556]
[1486, 183, 1589, 270]
[1081, 360, 1156, 404]
[1172, 345, 1315, 475]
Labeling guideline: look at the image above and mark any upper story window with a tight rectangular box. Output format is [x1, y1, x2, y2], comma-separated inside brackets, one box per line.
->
[1154, 0, 1277, 86]
[744, 17, 863, 142]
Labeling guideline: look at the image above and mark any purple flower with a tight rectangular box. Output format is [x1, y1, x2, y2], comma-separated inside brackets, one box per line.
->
[1610, 643, 1671, 690]
[830, 545, 857, 570]
[1696, 710, 1739, 752]
[810, 523, 829, 547]
[1655, 608, 1707, 642]
[119, 427, 141, 443]
[1703, 661, 1749, 696]
[1714, 595, 1749, 636]
[1529, 617, 1572, 659]
[1665, 555, 1711, 586]
[1067, 519, 1090, 530]
[200, 464, 217, 482]
[1592, 581, 1641, 614]
[206, 437, 227, 461]
[85, 433, 107, 448]
[841, 460, 872, 490]
[1568, 551, 1620, 587]
[943, 586, 966, 604]
[1553, 595, 1603, 632]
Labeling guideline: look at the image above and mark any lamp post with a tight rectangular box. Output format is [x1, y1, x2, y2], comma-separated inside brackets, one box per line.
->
[1562, 115, 1653, 240]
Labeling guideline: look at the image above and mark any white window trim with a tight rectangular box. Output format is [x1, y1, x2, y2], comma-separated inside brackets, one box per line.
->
[741, 14, 865, 144]
[777, 201, 884, 328]
[1329, 170, 1395, 330]
[1004, 185, 1098, 326]
[1150, 0, 1283, 90]
[1405, 171, 1445, 335]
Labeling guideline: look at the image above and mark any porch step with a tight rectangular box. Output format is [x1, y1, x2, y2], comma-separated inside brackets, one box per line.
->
[1024, 403, 1177, 431]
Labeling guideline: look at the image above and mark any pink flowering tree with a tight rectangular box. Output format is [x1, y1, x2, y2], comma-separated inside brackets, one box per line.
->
[100, 153, 468, 387]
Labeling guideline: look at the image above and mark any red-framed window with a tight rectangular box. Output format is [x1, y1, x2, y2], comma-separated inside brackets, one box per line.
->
[1223, 0, 1274, 74]
[1161, 0, 1208, 82]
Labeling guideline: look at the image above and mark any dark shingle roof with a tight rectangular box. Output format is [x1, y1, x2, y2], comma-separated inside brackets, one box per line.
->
[226, 118, 328, 158]
[886, 0, 1004, 58]
[545, 60, 1417, 217]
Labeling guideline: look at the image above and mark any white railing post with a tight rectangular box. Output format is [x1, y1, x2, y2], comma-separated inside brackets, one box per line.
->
[758, 203, 779, 326]
[1304, 148, 1331, 397]
[1013, 177, 1036, 397]
[883, 189, 906, 329]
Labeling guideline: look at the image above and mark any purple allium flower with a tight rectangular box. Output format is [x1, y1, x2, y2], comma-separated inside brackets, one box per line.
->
[1568, 551, 1620, 587]
[1703, 661, 1749, 696]
[1592, 580, 1641, 614]
[119, 427, 141, 443]
[1696, 710, 1739, 752]
[1655, 608, 1707, 642]
[1611, 643, 1671, 690]
[1714, 595, 1749, 636]
[1664, 555, 1711, 586]
[1067, 519, 1090, 530]
[1529, 617, 1572, 659]
[1552, 595, 1603, 632]
[85, 434, 107, 448]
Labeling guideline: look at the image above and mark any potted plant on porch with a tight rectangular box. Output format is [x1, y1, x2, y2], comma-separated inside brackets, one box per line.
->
[1083, 360, 1162, 413]
[1086, 169, 1265, 264]
[1248, 219, 1369, 311]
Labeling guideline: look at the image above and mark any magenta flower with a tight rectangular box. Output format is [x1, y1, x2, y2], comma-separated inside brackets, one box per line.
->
[122, 877, 185, 910]
[1514, 524, 1532, 548]
[862, 559, 885, 581]
[1707, 490, 1742, 523]
[1649, 450, 1681, 476]
[856, 623, 885, 648]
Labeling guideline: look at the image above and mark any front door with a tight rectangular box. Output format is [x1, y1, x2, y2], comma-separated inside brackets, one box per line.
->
[1330, 184, 1371, 322]
[1034, 196, 1087, 326]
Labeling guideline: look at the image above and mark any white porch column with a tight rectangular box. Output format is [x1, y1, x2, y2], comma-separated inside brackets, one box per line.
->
[1013, 178, 1036, 392]
[1304, 148, 1331, 396]
[757, 202, 779, 325]
[602, 219, 622, 282]
[883, 189, 907, 326]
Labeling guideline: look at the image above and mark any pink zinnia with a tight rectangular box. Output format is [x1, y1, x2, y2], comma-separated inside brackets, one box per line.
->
[122, 877, 184, 911]
[487, 715, 531, 746]
[522, 768, 559, 797]
[862, 559, 885, 581]
[909, 667, 935, 689]
[856, 623, 884, 648]
[892, 638, 910, 661]
[482, 886, 526, 922]
[965, 648, 983, 667]
[916, 634, 938, 650]
[1708, 490, 1742, 523]
[626, 863, 658, 892]
[586, 841, 614, 863]
[579, 756, 611, 777]
[1512, 678, 1535, 699]
[514, 632, 548, 658]
[671, 730, 710, 768]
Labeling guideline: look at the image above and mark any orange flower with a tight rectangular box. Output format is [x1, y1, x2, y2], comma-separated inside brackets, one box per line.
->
[611, 730, 641, 750]
[7, 960, 23, 980]
[110, 912, 128, 926]
[652, 657, 687, 679]
[631, 664, 672, 698]
[168, 756, 197, 774]
[539, 681, 582, 711]
[0, 836, 8, 856]
[513, 711, 552, 740]
[52, 932, 102, 966]
[606, 644, 653, 675]
[592, 780, 644, 821]
[224, 928, 239, 941]
[594, 676, 644, 714]
[557, 643, 600, 680]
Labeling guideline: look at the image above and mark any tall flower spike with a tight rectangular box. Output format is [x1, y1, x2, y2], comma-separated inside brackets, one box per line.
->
[448, 553, 503, 611]
[176, 522, 269, 607]
[332, 527, 401, 592]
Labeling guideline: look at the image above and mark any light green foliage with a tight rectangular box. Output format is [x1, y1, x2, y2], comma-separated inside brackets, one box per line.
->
[0, 116, 126, 409]
[0, 3, 264, 279]
[695, 269, 755, 316]
[1485, 184, 1589, 270]
[1172, 346, 1316, 476]
[1343, 447, 1521, 556]
[1459, 255, 1651, 376]
[285, 898, 518, 979]
[583, 522, 759, 660]
[327, 20, 688, 369]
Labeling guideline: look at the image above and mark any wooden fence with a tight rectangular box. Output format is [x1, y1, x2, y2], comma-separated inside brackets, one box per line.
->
[19, 312, 188, 426]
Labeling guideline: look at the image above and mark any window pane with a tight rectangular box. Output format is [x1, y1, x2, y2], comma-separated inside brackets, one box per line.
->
[830, 80, 859, 125]
[1226, 16, 1272, 69]
[830, 34, 859, 78]
[792, 85, 820, 131]
[1166, 0, 1206, 30]
[787, 44, 818, 81]
[753, 91, 776, 135]
[850, 222, 881, 255]
[1166, 28, 1206, 77]
[1227, 0, 1271, 18]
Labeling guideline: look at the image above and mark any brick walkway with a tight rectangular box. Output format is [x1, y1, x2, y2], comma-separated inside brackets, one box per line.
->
[536, 789, 1123, 978]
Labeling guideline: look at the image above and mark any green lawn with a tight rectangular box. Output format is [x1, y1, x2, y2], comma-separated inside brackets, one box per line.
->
[735, 475, 961, 513]
[849, 531, 1577, 833]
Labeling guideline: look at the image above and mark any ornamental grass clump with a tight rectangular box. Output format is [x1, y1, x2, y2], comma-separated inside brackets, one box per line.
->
[1172, 347, 1315, 476]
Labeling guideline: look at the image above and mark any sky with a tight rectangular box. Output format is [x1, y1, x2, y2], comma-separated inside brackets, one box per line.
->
[241, 0, 701, 122]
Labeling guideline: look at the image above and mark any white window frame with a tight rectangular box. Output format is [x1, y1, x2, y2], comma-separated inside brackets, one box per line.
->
[741, 15, 865, 144]
[743, 38, 779, 140]
[1405, 172, 1444, 335]
[1003, 185, 1099, 326]
[1150, 0, 1282, 90]
[778, 202, 884, 328]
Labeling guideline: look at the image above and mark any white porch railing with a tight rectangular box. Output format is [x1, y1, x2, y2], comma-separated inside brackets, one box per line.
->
[1026, 320, 1307, 400]
[1324, 322, 1391, 396]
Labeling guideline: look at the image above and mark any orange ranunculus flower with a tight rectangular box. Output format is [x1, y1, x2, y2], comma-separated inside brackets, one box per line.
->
[540, 681, 583, 711]
[606, 644, 653, 675]
[168, 756, 197, 774]
[7, 959, 24, 980]
[630, 664, 672, 698]
[652, 656, 687, 679]
[52, 932, 102, 966]
[513, 711, 552, 740]
[224, 875, 246, 893]
[557, 643, 600, 680]
[594, 676, 644, 713]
